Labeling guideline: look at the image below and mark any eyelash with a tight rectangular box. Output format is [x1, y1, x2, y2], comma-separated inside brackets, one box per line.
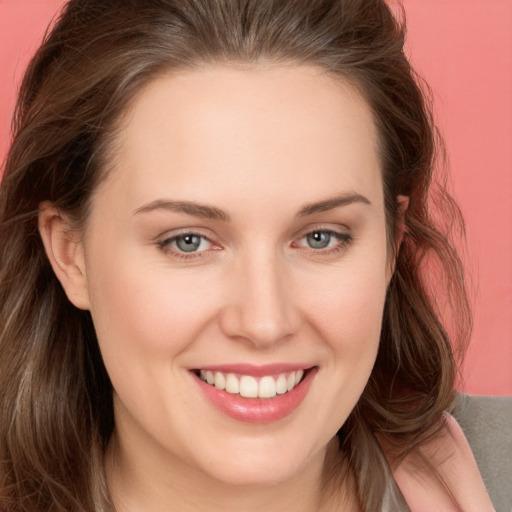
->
[157, 232, 216, 261]
[294, 229, 353, 256]
[157, 229, 353, 261]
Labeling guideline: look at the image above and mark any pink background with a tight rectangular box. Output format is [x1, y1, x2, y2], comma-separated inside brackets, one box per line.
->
[1, 0, 511, 395]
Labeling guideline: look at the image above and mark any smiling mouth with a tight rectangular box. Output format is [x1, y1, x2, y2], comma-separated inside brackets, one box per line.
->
[193, 368, 310, 398]
[191, 366, 317, 423]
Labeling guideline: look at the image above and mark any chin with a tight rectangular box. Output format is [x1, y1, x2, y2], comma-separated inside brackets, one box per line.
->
[204, 459, 304, 487]
[190, 434, 323, 487]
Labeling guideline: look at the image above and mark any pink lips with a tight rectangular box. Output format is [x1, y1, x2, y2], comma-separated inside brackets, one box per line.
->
[192, 364, 317, 424]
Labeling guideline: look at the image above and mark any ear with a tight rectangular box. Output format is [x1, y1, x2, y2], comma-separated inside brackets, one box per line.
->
[395, 194, 409, 251]
[386, 194, 409, 282]
[38, 201, 91, 310]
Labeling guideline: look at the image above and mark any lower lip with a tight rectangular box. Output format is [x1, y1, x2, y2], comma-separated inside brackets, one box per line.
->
[193, 368, 317, 424]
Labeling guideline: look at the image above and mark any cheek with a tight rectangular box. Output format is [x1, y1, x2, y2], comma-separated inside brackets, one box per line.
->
[85, 247, 220, 372]
[285, 258, 388, 441]
[296, 255, 388, 413]
[302, 261, 388, 350]
[324, 282, 385, 386]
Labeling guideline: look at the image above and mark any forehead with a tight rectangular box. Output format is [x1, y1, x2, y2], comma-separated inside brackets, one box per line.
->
[102, 64, 382, 214]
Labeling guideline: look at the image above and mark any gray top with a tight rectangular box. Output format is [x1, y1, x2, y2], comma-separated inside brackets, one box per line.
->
[451, 394, 512, 512]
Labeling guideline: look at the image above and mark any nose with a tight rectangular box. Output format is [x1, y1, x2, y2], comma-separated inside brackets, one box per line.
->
[219, 249, 300, 349]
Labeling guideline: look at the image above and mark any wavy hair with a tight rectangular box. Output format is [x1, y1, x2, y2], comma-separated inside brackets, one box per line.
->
[0, 0, 471, 510]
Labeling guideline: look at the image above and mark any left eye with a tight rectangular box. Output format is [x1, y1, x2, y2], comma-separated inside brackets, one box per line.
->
[298, 230, 349, 250]
[305, 231, 333, 249]
[168, 234, 212, 253]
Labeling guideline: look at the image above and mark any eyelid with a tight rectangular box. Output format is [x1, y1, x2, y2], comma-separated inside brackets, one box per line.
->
[157, 229, 223, 259]
[291, 225, 354, 255]
[155, 225, 223, 245]
[296, 231, 351, 246]
[292, 223, 352, 242]
[167, 233, 211, 248]
[155, 224, 353, 260]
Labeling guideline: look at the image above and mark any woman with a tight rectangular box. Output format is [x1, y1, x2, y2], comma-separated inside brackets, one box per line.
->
[0, 0, 502, 510]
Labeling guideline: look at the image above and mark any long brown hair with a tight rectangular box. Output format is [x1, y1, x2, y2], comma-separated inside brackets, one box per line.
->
[0, 1, 471, 510]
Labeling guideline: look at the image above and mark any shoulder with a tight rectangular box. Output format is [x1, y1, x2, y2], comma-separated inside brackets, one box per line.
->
[451, 393, 512, 512]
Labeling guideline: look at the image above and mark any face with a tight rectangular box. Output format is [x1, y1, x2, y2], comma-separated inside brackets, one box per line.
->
[79, 65, 391, 487]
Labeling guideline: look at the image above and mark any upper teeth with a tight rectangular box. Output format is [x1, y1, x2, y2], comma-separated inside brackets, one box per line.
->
[199, 370, 305, 398]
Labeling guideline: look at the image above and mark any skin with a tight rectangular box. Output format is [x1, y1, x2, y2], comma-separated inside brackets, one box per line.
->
[39, 64, 401, 511]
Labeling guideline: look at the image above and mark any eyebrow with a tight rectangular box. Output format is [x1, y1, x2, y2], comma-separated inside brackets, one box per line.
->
[133, 199, 230, 221]
[297, 193, 371, 217]
[133, 192, 370, 221]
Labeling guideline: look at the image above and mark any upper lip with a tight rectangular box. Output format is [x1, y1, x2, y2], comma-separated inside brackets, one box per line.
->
[191, 363, 315, 377]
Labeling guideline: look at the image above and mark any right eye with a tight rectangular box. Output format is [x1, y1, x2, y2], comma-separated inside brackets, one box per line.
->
[158, 232, 216, 259]
[172, 234, 210, 253]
